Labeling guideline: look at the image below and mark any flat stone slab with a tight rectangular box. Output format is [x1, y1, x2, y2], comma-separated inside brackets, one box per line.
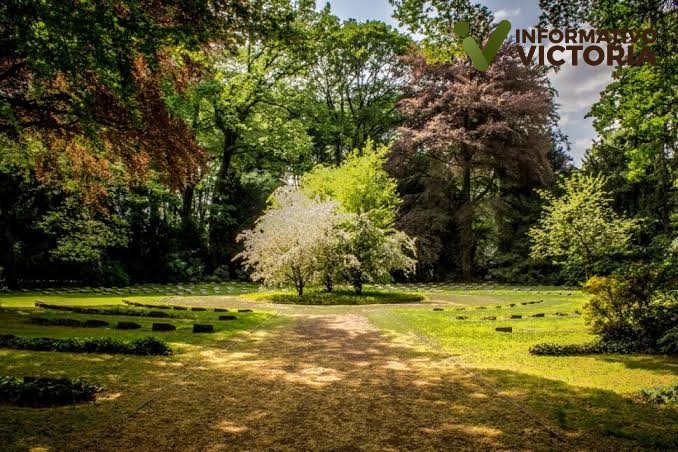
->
[193, 324, 214, 333]
[152, 323, 176, 332]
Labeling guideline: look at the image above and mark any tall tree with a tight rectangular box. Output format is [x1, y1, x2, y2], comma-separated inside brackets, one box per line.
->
[530, 173, 637, 280]
[174, 0, 316, 271]
[0, 0, 261, 190]
[305, 9, 411, 163]
[390, 48, 554, 281]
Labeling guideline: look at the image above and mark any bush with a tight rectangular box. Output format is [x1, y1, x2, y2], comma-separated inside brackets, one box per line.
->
[0, 334, 171, 355]
[0, 376, 99, 407]
[116, 321, 141, 330]
[638, 384, 678, 405]
[657, 327, 678, 355]
[35, 302, 178, 318]
[29, 317, 109, 328]
[583, 269, 678, 354]
[529, 341, 647, 356]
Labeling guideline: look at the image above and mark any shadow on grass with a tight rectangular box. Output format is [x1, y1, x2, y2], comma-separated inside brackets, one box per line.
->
[1, 315, 676, 451]
[592, 354, 678, 376]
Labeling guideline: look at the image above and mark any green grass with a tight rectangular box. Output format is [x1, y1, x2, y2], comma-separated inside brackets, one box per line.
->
[0, 282, 259, 308]
[1, 284, 676, 449]
[368, 287, 678, 448]
[246, 287, 426, 305]
[0, 307, 271, 350]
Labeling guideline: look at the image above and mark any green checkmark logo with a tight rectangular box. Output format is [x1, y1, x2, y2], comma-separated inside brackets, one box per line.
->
[453, 20, 512, 71]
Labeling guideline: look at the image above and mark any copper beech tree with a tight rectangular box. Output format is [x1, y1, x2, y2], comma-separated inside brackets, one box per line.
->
[390, 47, 554, 281]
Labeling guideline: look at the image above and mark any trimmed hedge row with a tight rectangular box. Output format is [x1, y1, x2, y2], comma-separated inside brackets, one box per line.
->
[0, 376, 99, 407]
[0, 335, 171, 356]
[30, 317, 109, 328]
[529, 341, 645, 356]
[35, 301, 176, 318]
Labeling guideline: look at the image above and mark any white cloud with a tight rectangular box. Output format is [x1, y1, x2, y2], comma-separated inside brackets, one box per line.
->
[495, 8, 521, 20]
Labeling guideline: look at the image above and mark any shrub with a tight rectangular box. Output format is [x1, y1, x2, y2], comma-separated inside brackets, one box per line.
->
[638, 384, 678, 405]
[29, 317, 109, 328]
[657, 327, 678, 355]
[247, 289, 424, 306]
[0, 376, 99, 407]
[0, 334, 171, 355]
[529, 341, 647, 356]
[583, 269, 678, 353]
[35, 302, 178, 318]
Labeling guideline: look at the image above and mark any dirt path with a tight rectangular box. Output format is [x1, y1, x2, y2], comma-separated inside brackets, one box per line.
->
[61, 312, 575, 451]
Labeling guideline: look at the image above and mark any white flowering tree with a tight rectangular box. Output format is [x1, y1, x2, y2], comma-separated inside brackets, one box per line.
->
[335, 214, 417, 295]
[235, 188, 339, 297]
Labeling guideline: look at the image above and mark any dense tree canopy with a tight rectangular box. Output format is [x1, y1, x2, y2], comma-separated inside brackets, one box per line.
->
[0, 0, 674, 294]
[390, 48, 554, 281]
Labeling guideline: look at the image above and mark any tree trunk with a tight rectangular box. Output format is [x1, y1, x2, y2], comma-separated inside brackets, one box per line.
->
[3, 238, 19, 289]
[180, 183, 196, 229]
[292, 266, 305, 298]
[460, 160, 474, 282]
[323, 273, 333, 292]
[208, 126, 238, 270]
[353, 277, 363, 295]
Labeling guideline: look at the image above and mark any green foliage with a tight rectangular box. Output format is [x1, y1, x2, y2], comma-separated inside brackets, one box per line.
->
[35, 302, 177, 319]
[658, 328, 678, 355]
[37, 197, 128, 265]
[528, 340, 646, 356]
[305, 12, 411, 161]
[583, 271, 678, 352]
[390, 0, 493, 62]
[247, 288, 425, 305]
[530, 173, 637, 279]
[29, 317, 109, 328]
[0, 376, 99, 407]
[302, 141, 400, 228]
[0, 334, 171, 356]
[333, 214, 417, 294]
[638, 384, 678, 405]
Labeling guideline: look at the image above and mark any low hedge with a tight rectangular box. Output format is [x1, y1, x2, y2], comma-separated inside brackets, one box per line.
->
[0, 376, 99, 407]
[529, 341, 648, 356]
[0, 334, 171, 356]
[35, 302, 175, 318]
[29, 317, 110, 328]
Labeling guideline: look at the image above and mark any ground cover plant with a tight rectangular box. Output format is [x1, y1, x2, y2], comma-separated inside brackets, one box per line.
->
[0, 334, 172, 356]
[0, 376, 99, 407]
[246, 288, 425, 305]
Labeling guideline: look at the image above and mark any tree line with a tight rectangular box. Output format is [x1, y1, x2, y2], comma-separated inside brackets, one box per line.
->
[0, 0, 675, 297]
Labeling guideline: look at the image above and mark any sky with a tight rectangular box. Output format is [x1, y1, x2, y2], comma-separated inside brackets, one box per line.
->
[321, 0, 614, 165]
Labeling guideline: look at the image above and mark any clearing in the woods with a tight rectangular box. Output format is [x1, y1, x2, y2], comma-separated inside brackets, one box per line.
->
[1, 284, 676, 450]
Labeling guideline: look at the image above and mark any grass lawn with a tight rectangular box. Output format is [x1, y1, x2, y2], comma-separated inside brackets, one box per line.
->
[368, 286, 678, 448]
[0, 292, 277, 450]
[1, 284, 676, 450]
